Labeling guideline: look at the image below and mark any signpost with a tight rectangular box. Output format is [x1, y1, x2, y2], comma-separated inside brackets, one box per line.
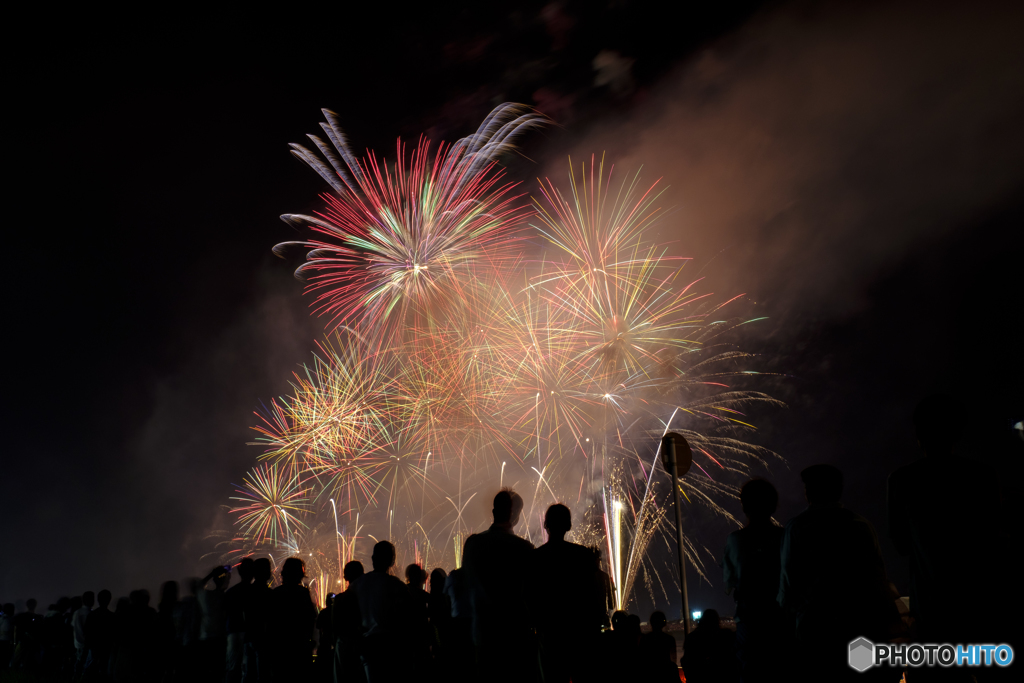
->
[661, 432, 693, 633]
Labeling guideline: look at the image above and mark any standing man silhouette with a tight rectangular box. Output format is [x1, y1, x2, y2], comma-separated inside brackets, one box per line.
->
[723, 478, 785, 682]
[356, 541, 412, 683]
[531, 503, 603, 683]
[779, 464, 893, 682]
[888, 396, 1002, 647]
[462, 489, 536, 683]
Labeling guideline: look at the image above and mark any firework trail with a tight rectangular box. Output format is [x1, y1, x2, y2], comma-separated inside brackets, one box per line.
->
[220, 111, 783, 611]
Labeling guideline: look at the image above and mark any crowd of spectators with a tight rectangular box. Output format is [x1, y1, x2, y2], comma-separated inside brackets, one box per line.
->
[1, 397, 1009, 682]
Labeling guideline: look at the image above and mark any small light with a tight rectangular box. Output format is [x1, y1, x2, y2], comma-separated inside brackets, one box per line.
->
[692, 610, 702, 621]
[585, 438, 590, 442]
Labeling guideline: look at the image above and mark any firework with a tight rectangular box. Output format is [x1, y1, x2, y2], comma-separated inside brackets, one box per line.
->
[220, 110, 783, 614]
[229, 463, 310, 546]
[276, 104, 547, 340]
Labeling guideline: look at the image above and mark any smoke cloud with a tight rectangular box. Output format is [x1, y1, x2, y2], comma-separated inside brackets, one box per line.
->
[553, 0, 1023, 316]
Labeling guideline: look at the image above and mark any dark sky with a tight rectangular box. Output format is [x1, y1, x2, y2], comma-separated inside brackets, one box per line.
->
[4, 0, 1023, 617]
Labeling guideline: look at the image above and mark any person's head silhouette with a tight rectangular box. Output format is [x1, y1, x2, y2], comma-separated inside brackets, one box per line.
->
[740, 478, 778, 523]
[650, 610, 667, 633]
[543, 503, 572, 541]
[237, 557, 255, 584]
[429, 568, 447, 595]
[82, 591, 95, 609]
[253, 558, 273, 587]
[129, 589, 150, 608]
[611, 610, 628, 630]
[492, 488, 525, 530]
[26, 598, 36, 613]
[97, 590, 111, 609]
[405, 564, 426, 587]
[913, 394, 961, 456]
[800, 464, 843, 506]
[343, 561, 364, 585]
[280, 557, 306, 586]
[372, 541, 397, 573]
[159, 581, 178, 610]
[697, 609, 721, 631]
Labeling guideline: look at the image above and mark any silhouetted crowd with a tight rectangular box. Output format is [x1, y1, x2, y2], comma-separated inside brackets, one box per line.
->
[1, 397, 1013, 682]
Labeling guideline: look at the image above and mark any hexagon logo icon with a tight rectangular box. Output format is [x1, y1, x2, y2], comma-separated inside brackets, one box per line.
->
[848, 637, 874, 672]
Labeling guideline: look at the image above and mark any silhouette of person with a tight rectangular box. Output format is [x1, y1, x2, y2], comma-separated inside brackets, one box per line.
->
[589, 546, 614, 625]
[405, 564, 430, 620]
[112, 589, 158, 682]
[225, 557, 254, 683]
[404, 563, 431, 670]
[356, 541, 412, 683]
[72, 590, 94, 677]
[174, 578, 202, 679]
[197, 565, 231, 682]
[84, 589, 114, 680]
[242, 558, 274, 683]
[332, 560, 365, 683]
[722, 478, 785, 682]
[40, 596, 70, 676]
[531, 503, 604, 683]
[888, 395, 1002, 647]
[427, 568, 450, 632]
[11, 598, 40, 671]
[680, 609, 736, 683]
[109, 596, 131, 678]
[316, 593, 336, 682]
[441, 562, 473, 683]
[639, 611, 679, 682]
[426, 567, 451, 676]
[271, 557, 318, 680]
[779, 464, 894, 682]
[442, 565, 470, 622]
[604, 610, 642, 682]
[462, 488, 537, 683]
[156, 581, 179, 681]
[0, 602, 14, 669]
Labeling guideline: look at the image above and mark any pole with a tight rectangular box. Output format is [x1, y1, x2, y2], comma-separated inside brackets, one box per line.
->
[670, 454, 691, 633]
[662, 434, 692, 633]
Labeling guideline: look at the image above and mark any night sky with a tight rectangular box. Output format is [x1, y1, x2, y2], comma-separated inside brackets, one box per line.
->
[5, 0, 1023, 618]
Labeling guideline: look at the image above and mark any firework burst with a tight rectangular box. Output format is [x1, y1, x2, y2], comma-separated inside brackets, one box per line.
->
[276, 104, 547, 341]
[220, 109, 784, 614]
[229, 463, 311, 546]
